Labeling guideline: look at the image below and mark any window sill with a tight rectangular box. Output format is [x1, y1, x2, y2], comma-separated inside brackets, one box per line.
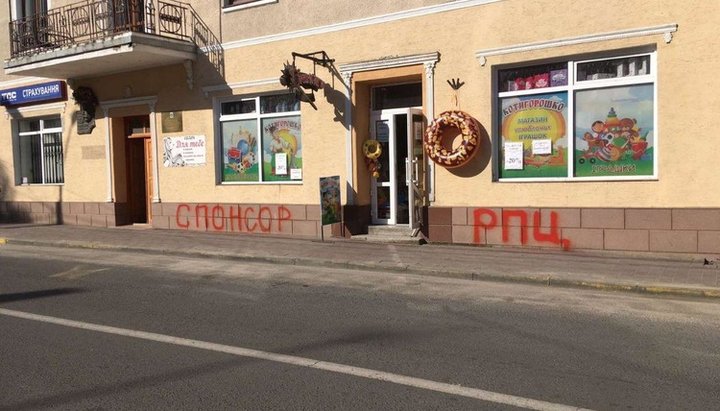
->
[223, 0, 277, 13]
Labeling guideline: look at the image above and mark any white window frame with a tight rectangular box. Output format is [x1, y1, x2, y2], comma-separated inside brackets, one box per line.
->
[16, 116, 64, 185]
[217, 93, 302, 185]
[495, 51, 658, 182]
[222, 0, 277, 13]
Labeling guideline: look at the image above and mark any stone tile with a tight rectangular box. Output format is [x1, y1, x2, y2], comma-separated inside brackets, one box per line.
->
[99, 202, 116, 215]
[30, 213, 50, 224]
[560, 228, 604, 250]
[70, 202, 84, 215]
[467, 207, 502, 229]
[484, 224, 524, 246]
[31, 202, 44, 214]
[698, 231, 720, 254]
[502, 208, 539, 227]
[150, 203, 162, 218]
[106, 214, 118, 227]
[649, 230, 698, 253]
[538, 208, 581, 228]
[91, 215, 107, 227]
[271, 217, 294, 235]
[581, 208, 624, 229]
[282, 204, 307, 221]
[306, 205, 321, 221]
[428, 207, 452, 225]
[428, 224, 451, 243]
[452, 225, 476, 244]
[604, 229, 649, 251]
[62, 214, 78, 225]
[525, 224, 569, 250]
[84, 202, 100, 215]
[77, 214, 92, 226]
[162, 202, 180, 217]
[293, 220, 317, 237]
[17, 202, 31, 213]
[673, 209, 720, 230]
[61, 202, 71, 215]
[0, 202, 7, 214]
[452, 207, 468, 225]
[626, 209, 671, 230]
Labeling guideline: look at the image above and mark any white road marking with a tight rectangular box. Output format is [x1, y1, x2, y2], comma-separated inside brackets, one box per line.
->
[0, 308, 590, 411]
[50, 265, 109, 280]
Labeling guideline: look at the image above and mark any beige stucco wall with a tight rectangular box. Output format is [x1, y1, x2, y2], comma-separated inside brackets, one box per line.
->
[221, 0, 451, 40]
[1, 0, 718, 210]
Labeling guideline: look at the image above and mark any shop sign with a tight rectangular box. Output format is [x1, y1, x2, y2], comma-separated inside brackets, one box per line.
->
[0, 81, 66, 106]
[163, 135, 206, 167]
[161, 111, 183, 133]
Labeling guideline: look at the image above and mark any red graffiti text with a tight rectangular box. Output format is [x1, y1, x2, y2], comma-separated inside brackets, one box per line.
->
[176, 204, 292, 233]
[472, 208, 571, 250]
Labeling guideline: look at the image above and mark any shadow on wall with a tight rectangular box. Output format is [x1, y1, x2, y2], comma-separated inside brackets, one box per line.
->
[0, 159, 30, 223]
[448, 121, 492, 178]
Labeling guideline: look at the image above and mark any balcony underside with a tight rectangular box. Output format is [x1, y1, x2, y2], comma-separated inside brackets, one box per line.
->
[4, 32, 197, 79]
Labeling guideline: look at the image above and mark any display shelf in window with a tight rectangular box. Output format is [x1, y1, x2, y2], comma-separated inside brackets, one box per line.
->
[498, 62, 567, 93]
[576, 55, 650, 82]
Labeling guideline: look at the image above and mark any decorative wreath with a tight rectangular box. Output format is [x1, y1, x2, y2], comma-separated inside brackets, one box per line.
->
[424, 110, 480, 168]
[362, 139, 382, 159]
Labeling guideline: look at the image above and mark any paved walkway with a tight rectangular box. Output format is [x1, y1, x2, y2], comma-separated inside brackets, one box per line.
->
[1, 224, 719, 298]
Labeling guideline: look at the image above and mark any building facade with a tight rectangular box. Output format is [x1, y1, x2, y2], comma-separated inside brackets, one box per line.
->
[0, 0, 717, 255]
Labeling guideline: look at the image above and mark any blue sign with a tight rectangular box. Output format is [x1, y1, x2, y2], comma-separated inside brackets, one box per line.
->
[0, 81, 66, 106]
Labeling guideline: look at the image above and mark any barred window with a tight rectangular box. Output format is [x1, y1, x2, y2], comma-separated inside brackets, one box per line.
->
[18, 117, 64, 184]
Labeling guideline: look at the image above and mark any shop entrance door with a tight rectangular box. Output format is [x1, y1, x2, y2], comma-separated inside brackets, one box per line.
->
[370, 108, 425, 229]
[125, 116, 153, 224]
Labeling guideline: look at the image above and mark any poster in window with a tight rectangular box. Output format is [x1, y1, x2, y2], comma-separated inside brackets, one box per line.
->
[222, 119, 259, 182]
[499, 92, 568, 178]
[262, 116, 302, 182]
[574, 84, 654, 177]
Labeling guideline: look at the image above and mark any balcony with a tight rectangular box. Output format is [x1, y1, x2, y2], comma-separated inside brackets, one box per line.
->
[5, 0, 223, 80]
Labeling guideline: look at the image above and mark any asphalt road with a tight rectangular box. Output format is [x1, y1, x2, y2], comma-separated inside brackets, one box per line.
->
[1, 244, 719, 410]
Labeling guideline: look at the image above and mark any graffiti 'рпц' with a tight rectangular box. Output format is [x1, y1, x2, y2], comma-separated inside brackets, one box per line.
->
[472, 208, 571, 250]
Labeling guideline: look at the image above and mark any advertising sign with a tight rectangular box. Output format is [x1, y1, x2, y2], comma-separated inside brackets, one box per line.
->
[0, 81, 66, 106]
[320, 176, 341, 226]
[574, 84, 654, 177]
[163, 135, 206, 167]
[499, 92, 568, 178]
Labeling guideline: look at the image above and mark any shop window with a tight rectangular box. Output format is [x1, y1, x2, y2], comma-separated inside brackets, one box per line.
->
[223, 0, 277, 10]
[372, 83, 422, 110]
[496, 52, 656, 181]
[16, 116, 64, 184]
[219, 93, 302, 183]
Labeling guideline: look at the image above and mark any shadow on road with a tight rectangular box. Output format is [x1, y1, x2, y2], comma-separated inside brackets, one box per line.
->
[0, 287, 86, 304]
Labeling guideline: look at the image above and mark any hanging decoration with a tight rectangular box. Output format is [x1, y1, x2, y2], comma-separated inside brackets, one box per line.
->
[279, 51, 335, 110]
[362, 139, 382, 178]
[424, 78, 481, 168]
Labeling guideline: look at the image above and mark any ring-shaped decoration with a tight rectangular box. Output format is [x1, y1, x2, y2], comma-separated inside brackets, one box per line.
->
[424, 110, 481, 168]
[363, 139, 382, 160]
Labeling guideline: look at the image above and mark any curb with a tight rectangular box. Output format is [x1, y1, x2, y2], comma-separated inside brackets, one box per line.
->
[3, 237, 719, 300]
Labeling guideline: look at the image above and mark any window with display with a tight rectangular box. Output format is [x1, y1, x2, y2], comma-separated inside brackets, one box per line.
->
[223, 0, 276, 10]
[219, 93, 302, 183]
[16, 117, 64, 185]
[496, 52, 656, 181]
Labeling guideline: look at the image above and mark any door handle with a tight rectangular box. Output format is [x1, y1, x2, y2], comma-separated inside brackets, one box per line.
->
[405, 158, 411, 185]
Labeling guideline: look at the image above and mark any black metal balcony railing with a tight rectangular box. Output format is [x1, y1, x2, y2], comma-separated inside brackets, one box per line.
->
[9, 0, 223, 74]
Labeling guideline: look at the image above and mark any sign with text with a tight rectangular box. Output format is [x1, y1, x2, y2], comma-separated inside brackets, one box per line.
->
[0, 81, 66, 106]
[163, 135, 206, 167]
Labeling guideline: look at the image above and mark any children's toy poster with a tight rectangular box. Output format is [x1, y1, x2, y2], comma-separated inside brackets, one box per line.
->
[222, 119, 259, 182]
[574, 84, 654, 177]
[262, 116, 302, 182]
[320, 176, 341, 225]
[499, 92, 568, 178]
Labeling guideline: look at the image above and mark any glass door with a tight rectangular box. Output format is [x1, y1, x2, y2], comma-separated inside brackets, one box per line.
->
[370, 108, 424, 227]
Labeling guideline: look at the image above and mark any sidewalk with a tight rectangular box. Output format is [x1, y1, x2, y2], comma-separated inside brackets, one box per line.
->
[1, 224, 719, 299]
